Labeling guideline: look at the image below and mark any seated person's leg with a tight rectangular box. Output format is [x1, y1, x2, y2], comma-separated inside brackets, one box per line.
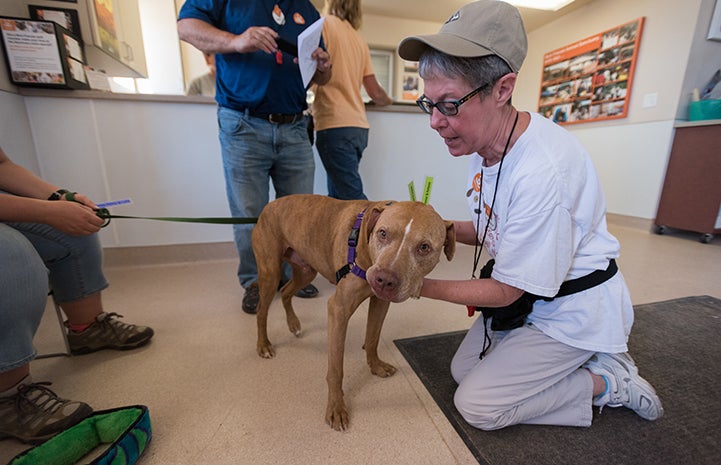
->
[0, 224, 92, 444]
[7, 222, 154, 354]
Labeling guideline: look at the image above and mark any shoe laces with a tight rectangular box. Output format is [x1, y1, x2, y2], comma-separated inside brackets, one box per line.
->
[97, 312, 135, 334]
[14, 382, 67, 417]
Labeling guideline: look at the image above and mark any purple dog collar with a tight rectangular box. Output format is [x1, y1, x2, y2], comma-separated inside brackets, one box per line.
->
[335, 209, 367, 282]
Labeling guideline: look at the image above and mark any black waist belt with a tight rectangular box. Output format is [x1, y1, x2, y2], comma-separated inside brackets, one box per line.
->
[546, 258, 618, 301]
[246, 110, 304, 124]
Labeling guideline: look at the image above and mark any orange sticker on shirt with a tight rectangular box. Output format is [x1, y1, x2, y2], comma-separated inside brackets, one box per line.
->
[472, 172, 482, 193]
[293, 12, 306, 24]
[272, 5, 285, 25]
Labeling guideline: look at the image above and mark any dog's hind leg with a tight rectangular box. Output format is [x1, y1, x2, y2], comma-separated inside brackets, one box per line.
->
[363, 296, 396, 377]
[279, 250, 317, 337]
[254, 243, 284, 359]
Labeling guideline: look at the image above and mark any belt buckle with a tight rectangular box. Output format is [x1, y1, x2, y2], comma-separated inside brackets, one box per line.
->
[268, 113, 284, 124]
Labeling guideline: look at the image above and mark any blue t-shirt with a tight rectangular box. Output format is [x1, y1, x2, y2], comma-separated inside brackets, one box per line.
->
[178, 0, 322, 113]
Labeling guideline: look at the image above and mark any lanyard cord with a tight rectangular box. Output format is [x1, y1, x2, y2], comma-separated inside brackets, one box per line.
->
[471, 111, 519, 279]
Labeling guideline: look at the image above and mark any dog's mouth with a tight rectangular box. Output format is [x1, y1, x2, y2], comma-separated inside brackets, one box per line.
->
[367, 268, 420, 303]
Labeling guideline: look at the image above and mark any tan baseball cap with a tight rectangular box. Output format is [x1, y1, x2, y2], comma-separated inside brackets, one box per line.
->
[398, 0, 528, 73]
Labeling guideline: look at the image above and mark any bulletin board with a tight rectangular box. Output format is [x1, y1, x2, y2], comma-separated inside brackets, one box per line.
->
[538, 17, 644, 125]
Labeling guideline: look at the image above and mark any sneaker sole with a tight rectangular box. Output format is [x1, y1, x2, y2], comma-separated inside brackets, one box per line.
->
[70, 332, 154, 355]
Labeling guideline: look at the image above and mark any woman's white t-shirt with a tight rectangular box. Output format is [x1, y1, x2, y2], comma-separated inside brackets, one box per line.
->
[466, 112, 633, 353]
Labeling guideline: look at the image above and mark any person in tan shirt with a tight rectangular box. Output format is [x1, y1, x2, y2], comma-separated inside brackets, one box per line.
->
[312, 0, 392, 200]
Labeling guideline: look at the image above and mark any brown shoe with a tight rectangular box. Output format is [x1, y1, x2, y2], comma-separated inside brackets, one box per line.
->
[242, 283, 259, 314]
[0, 382, 92, 444]
[66, 312, 154, 355]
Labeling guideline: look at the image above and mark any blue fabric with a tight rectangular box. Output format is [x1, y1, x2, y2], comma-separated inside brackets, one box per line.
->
[178, 0, 322, 113]
[0, 224, 47, 372]
[217, 106, 315, 288]
[6, 222, 109, 303]
[315, 127, 369, 200]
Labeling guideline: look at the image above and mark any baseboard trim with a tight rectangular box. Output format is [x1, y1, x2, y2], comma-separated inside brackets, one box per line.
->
[103, 242, 237, 268]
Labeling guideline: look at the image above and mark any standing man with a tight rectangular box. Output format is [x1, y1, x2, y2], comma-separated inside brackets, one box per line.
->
[178, 1, 333, 314]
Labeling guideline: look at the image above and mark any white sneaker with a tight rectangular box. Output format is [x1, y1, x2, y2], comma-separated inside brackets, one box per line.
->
[583, 352, 664, 421]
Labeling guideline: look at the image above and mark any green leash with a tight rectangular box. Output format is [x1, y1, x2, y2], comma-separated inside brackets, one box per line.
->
[60, 192, 259, 226]
[94, 208, 258, 226]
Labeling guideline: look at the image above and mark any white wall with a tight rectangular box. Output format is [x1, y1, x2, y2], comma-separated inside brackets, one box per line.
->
[0, 91, 37, 170]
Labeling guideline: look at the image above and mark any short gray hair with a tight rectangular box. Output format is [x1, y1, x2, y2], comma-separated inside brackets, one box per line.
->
[418, 49, 512, 99]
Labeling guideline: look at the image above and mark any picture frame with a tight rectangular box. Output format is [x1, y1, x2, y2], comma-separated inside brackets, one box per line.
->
[708, 0, 721, 41]
[0, 16, 89, 90]
[537, 17, 644, 125]
[28, 4, 82, 39]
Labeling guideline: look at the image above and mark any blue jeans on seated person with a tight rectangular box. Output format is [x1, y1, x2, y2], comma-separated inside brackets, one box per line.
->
[315, 127, 369, 200]
[0, 224, 50, 372]
[217, 106, 315, 290]
[6, 221, 108, 304]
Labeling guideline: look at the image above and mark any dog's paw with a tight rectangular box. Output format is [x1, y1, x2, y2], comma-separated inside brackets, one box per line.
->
[287, 316, 302, 337]
[257, 341, 275, 358]
[326, 403, 349, 431]
[369, 359, 397, 378]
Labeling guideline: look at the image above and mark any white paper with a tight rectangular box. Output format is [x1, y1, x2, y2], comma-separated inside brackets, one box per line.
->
[297, 17, 324, 88]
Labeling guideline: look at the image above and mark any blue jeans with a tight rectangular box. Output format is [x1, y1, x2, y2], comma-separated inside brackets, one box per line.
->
[0, 224, 48, 371]
[315, 127, 369, 200]
[217, 106, 315, 289]
[6, 222, 109, 303]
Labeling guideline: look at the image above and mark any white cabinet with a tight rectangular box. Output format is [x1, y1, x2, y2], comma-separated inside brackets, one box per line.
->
[25, 0, 147, 77]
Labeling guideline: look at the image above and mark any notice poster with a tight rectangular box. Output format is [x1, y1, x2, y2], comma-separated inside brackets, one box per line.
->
[538, 17, 644, 125]
[0, 16, 90, 89]
[0, 18, 65, 84]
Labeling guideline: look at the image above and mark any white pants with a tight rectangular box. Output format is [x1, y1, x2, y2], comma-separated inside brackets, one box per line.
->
[451, 318, 595, 430]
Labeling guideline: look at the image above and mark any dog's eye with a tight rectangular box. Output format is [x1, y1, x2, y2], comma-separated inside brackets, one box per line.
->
[377, 229, 387, 241]
[417, 243, 431, 255]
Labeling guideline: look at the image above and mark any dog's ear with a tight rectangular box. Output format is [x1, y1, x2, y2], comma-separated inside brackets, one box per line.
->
[361, 204, 385, 243]
[443, 220, 456, 261]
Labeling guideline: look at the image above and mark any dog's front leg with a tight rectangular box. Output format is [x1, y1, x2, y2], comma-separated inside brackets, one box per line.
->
[363, 296, 396, 377]
[325, 285, 365, 431]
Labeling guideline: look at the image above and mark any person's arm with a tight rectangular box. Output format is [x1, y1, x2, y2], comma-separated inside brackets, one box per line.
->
[0, 148, 103, 235]
[421, 276, 524, 308]
[0, 147, 58, 200]
[362, 74, 393, 106]
[453, 220, 481, 246]
[178, 18, 332, 85]
[177, 18, 279, 55]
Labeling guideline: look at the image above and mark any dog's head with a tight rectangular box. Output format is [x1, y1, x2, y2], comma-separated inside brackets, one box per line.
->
[359, 201, 455, 302]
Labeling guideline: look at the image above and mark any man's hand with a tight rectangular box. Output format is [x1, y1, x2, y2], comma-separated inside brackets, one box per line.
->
[230, 26, 279, 54]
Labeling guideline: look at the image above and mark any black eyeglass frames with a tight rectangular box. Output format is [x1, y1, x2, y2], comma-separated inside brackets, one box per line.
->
[416, 83, 489, 116]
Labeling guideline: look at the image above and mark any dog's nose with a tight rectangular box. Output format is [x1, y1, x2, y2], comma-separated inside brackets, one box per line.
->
[373, 270, 398, 292]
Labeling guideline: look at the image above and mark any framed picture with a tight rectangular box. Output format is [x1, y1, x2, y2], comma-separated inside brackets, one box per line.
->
[28, 5, 82, 39]
[708, 0, 721, 41]
[0, 16, 89, 89]
[537, 17, 644, 125]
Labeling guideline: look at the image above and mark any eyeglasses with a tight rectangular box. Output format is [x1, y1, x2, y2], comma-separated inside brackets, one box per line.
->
[416, 83, 489, 116]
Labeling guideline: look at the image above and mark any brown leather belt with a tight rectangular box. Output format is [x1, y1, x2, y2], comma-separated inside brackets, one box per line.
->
[246, 110, 304, 124]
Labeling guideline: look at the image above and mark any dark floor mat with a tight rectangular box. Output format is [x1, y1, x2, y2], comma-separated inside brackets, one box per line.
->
[395, 296, 721, 465]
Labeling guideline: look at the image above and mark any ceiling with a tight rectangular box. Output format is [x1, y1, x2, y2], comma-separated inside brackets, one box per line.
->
[311, 0, 595, 32]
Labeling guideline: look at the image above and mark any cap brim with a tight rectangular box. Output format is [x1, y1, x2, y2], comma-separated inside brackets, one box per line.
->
[398, 33, 495, 61]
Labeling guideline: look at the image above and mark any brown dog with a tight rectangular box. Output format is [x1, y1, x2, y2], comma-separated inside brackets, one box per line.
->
[252, 194, 455, 430]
